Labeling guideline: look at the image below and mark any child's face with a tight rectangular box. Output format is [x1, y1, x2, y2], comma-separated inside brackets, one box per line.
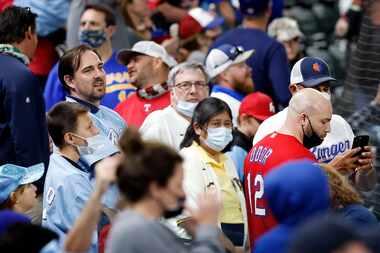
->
[15, 184, 37, 212]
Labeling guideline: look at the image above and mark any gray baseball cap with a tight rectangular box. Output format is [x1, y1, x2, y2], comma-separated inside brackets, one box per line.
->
[117, 41, 177, 68]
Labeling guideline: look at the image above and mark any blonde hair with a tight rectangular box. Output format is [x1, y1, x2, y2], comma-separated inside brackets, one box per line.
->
[320, 164, 363, 208]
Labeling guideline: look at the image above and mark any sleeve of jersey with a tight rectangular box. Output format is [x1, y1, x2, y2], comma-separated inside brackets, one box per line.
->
[268, 44, 291, 108]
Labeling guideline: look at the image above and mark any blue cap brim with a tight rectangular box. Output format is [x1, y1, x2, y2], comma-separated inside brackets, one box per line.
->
[302, 76, 336, 87]
[20, 163, 44, 185]
[205, 17, 224, 30]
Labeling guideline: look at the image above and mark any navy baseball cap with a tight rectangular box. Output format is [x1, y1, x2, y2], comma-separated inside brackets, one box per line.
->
[239, 0, 270, 16]
[290, 57, 336, 87]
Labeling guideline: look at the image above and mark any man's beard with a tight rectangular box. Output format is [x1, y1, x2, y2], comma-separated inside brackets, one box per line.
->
[234, 78, 254, 95]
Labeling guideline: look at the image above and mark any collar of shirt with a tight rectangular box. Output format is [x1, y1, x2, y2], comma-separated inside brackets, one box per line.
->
[61, 155, 89, 173]
[67, 95, 99, 113]
[192, 141, 227, 170]
[211, 85, 245, 102]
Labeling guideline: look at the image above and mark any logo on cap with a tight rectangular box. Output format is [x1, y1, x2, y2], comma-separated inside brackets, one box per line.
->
[312, 63, 321, 73]
[269, 102, 275, 113]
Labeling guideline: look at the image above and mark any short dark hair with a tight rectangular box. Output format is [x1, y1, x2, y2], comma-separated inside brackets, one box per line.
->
[83, 4, 116, 27]
[58, 45, 101, 92]
[47, 102, 89, 148]
[180, 97, 233, 149]
[0, 6, 37, 44]
[117, 128, 183, 203]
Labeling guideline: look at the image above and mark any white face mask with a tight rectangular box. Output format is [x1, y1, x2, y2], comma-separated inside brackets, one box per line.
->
[176, 100, 198, 118]
[172, 89, 199, 118]
[73, 134, 108, 155]
[204, 127, 233, 152]
[73, 134, 119, 166]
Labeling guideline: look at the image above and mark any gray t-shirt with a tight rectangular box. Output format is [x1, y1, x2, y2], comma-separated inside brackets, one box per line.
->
[106, 210, 225, 253]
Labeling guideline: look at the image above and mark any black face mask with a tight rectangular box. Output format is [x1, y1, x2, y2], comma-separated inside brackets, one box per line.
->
[302, 116, 324, 149]
[163, 197, 186, 219]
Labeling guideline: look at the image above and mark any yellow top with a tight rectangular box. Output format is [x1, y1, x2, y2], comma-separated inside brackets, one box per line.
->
[193, 142, 244, 224]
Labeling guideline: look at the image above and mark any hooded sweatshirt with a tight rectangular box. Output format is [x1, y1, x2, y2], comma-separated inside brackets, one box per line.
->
[253, 160, 330, 253]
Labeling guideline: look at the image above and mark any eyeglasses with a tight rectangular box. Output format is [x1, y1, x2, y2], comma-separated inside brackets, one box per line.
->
[174, 81, 208, 91]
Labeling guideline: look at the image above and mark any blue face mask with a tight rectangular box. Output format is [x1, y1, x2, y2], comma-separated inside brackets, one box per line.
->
[74, 134, 119, 167]
[79, 29, 107, 48]
[204, 127, 233, 152]
[176, 100, 198, 118]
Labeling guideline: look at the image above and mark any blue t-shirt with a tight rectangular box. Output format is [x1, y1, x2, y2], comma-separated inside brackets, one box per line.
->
[44, 51, 135, 111]
[210, 27, 291, 109]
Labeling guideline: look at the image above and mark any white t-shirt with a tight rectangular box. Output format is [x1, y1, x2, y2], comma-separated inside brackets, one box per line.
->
[211, 91, 241, 126]
[139, 106, 189, 151]
[253, 107, 355, 162]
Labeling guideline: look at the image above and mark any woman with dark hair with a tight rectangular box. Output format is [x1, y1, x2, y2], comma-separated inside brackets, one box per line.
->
[179, 97, 248, 251]
[106, 128, 225, 253]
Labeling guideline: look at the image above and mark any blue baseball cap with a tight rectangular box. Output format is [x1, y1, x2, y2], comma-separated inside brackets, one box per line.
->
[239, 0, 271, 16]
[0, 163, 44, 203]
[290, 57, 336, 87]
[206, 44, 254, 78]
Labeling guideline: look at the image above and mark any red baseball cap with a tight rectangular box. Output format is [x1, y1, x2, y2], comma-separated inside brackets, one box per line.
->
[178, 7, 224, 40]
[239, 92, 276, 121]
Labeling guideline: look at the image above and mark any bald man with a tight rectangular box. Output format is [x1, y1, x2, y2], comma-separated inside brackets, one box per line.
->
[244, 88, 327, 247]
[253, 57, 376, 191]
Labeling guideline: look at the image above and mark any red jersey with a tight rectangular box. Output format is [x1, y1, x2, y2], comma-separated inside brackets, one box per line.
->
[115, 92, 170, 127]
[244, 132, 316, 246]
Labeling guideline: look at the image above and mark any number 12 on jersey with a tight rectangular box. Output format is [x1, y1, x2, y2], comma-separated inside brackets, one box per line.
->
[247, 173, 266, 216]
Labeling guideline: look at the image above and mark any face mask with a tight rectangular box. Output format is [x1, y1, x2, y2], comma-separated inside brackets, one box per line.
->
[79, 29, 107, 48]
[163, 197, 186, 219]
[176, 100, 198, 118]
[204, 127, 233, 152]
[79, 134, 119, 167]
[72, 134, 96, 155]
[302, 116, 324, 149]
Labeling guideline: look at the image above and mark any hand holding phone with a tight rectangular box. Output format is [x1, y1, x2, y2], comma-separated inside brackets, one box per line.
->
[352, 135, 370, 157]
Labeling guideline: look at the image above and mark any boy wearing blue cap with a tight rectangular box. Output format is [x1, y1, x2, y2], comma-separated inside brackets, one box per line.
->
[0, 163, 44, 215]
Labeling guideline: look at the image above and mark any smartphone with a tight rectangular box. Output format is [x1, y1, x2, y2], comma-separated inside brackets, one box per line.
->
[352, 135, 370, 156]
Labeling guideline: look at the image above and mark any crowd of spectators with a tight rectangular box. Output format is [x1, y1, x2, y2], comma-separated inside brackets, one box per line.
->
[0, 0, 380, 253]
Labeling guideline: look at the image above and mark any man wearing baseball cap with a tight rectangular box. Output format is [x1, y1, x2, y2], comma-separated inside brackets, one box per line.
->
[115, 41, 177, 127]
[210, 0, 291, 110]
[253, 56, 376, 191]
[228, 92, 275, 182]
[206, 44, 254, 125]
[268, 17, 304, 69]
